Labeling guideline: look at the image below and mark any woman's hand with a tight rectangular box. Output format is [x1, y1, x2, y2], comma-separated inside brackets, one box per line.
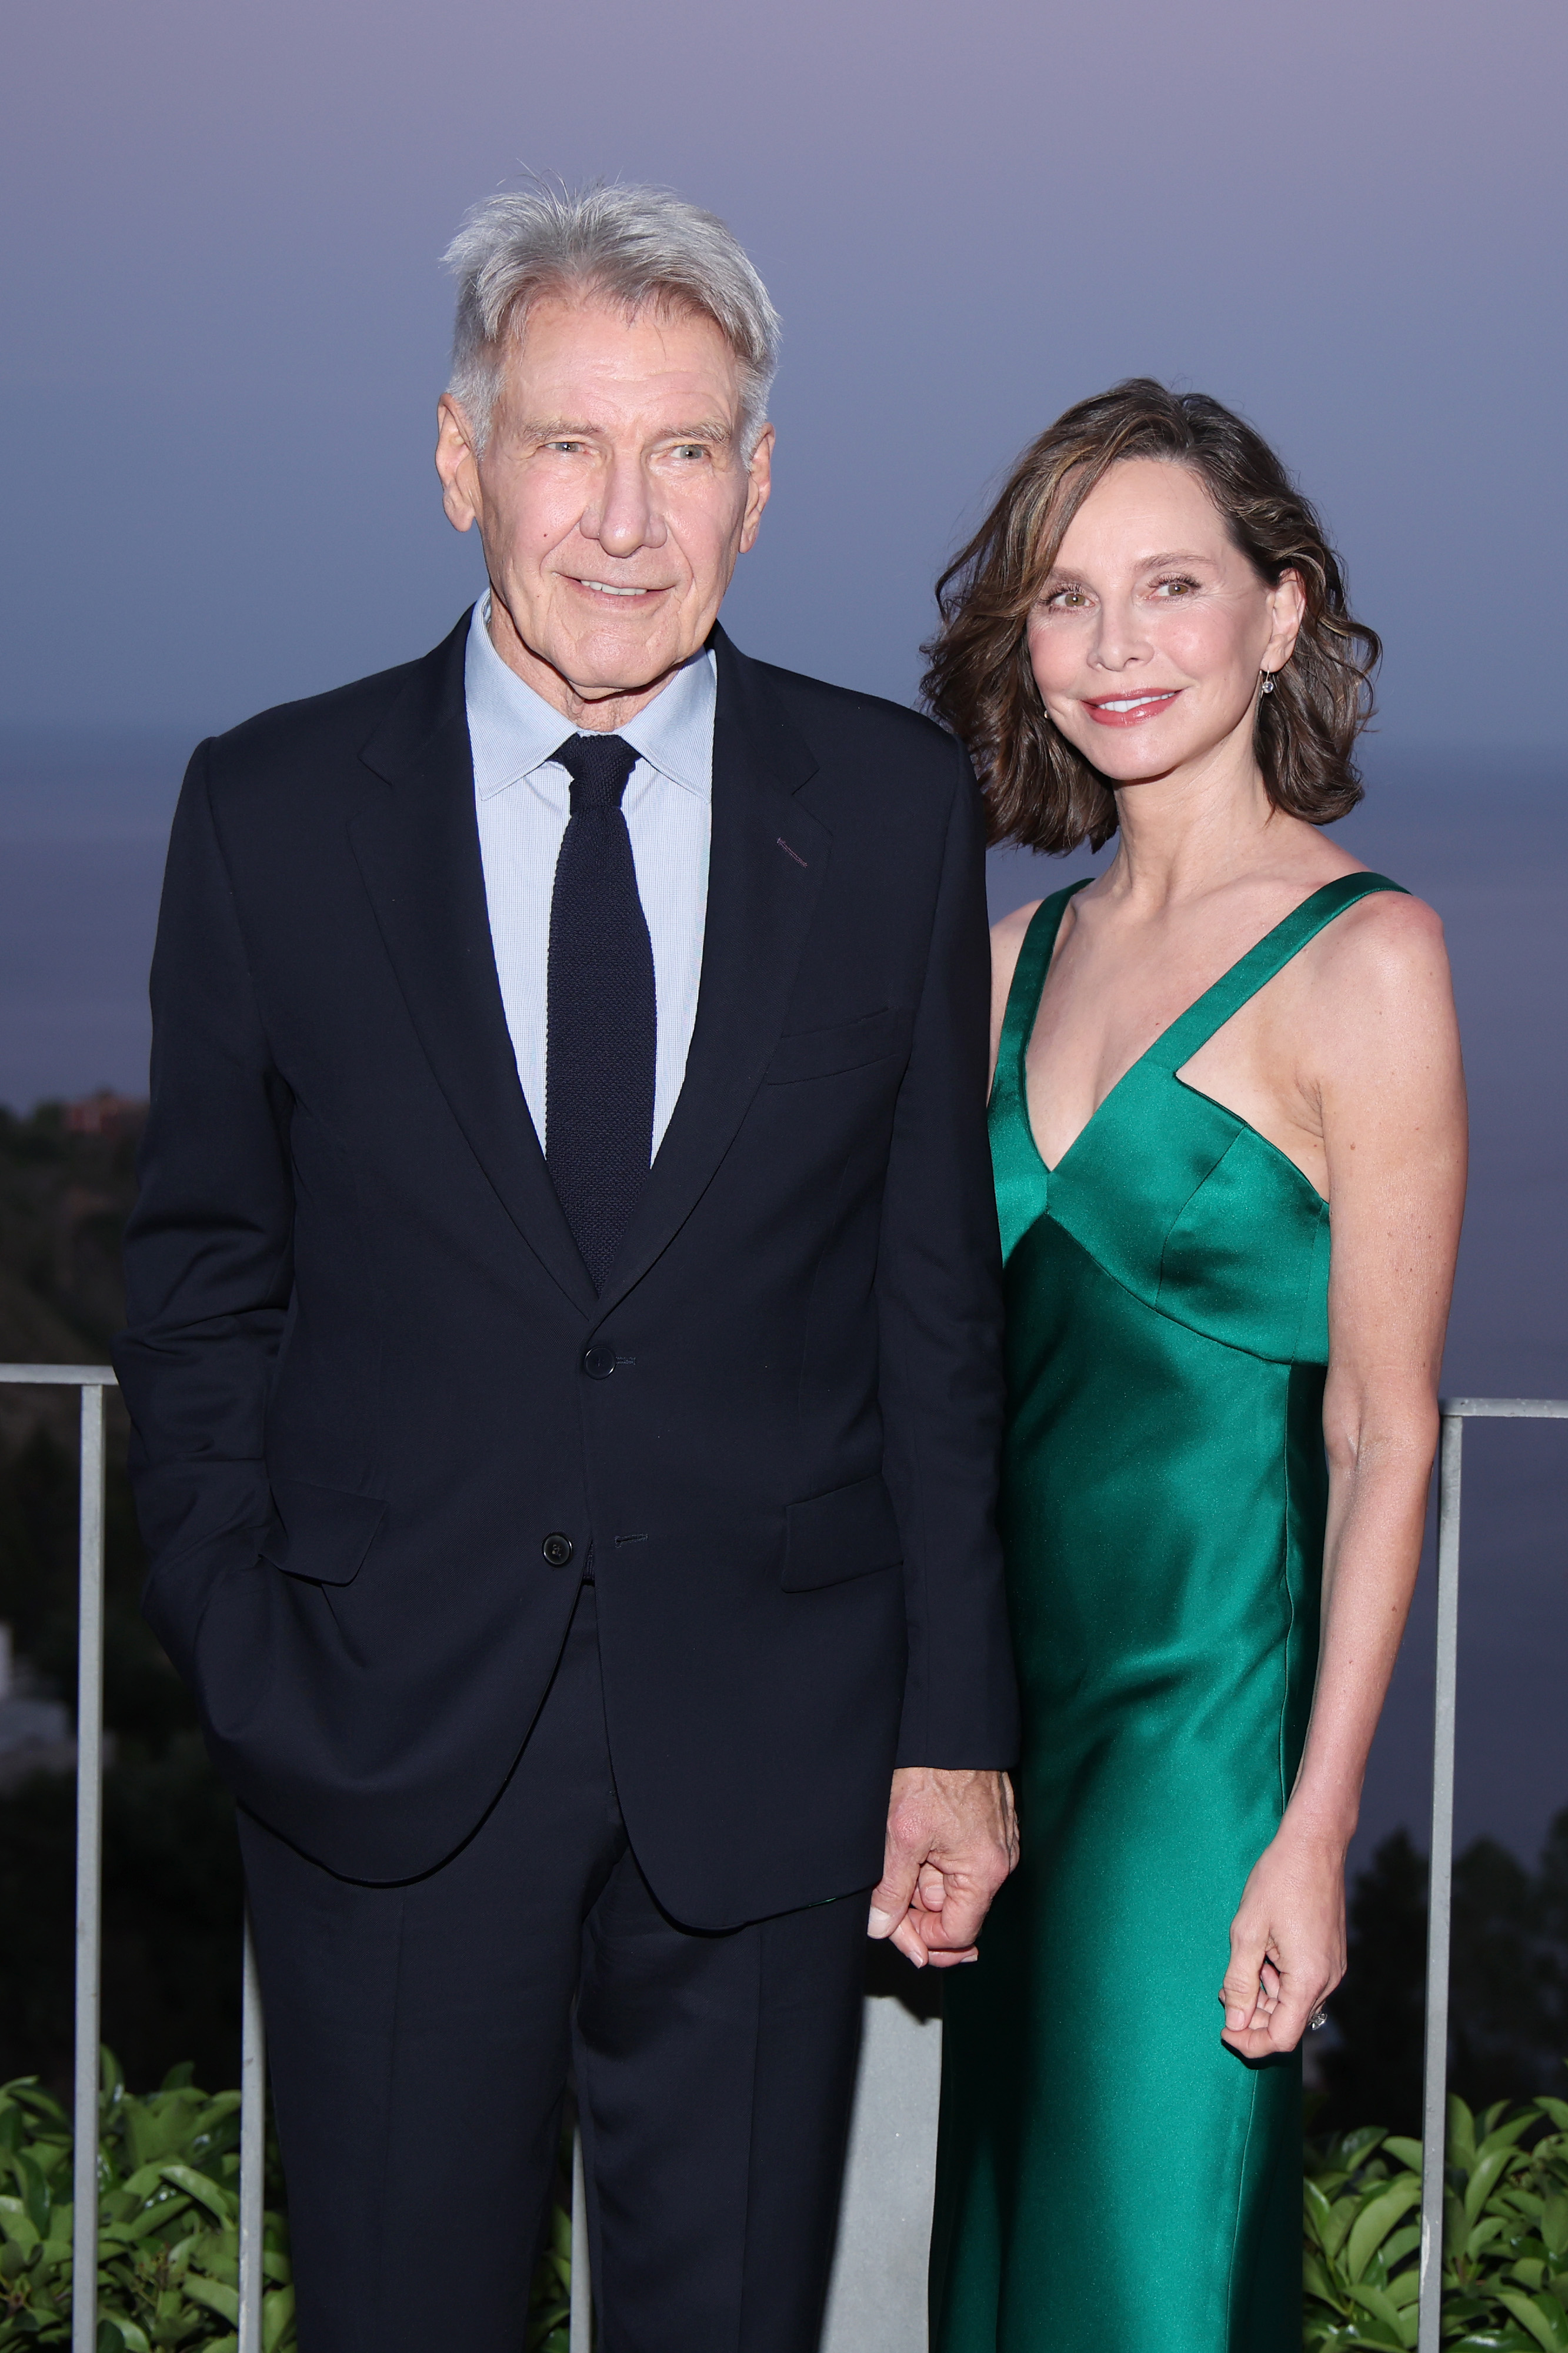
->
[1219, 1821, 1347, 2057]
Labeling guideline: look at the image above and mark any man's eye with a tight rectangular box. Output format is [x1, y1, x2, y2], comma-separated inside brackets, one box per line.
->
[673, 444, 708, 461]
[545, 441, 585, 455]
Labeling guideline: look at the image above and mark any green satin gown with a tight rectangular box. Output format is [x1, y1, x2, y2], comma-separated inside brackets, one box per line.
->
[932, 872, 1404, 2353]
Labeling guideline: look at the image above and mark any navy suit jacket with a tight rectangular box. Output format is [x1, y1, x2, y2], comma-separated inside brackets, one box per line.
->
[114, 615, 1016, 1920]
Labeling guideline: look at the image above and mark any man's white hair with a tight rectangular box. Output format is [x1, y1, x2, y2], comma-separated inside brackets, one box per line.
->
[442, 182, 782, 455]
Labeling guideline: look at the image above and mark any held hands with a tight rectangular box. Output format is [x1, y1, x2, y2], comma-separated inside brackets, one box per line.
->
[869, 1768, 1019, 1969]
[1220, 1821, 1348, 2057]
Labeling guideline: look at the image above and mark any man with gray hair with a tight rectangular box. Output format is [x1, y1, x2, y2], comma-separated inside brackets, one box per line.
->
[115, 183, 1017, 2352]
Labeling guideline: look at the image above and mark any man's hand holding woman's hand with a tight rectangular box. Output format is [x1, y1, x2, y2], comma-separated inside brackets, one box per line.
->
[869, 1768, 1019, 1969]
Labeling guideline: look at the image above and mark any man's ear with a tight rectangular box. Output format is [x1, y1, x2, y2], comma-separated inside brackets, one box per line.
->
[738, 422, 775, 553]
[435, 395, 481, 534]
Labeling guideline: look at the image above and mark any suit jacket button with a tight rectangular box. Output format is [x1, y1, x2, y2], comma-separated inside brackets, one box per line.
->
[542, 1532, 574, 1568]
[582, 1345, 616, 1379]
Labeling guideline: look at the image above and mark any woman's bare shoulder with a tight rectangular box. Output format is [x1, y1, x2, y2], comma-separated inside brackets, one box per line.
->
[1303, 886, 1458, 1081]
[1313, 884, 1449, 989]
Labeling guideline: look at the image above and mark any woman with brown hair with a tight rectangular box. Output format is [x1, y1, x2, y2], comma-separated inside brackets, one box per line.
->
[923, 382, 1466, 2350]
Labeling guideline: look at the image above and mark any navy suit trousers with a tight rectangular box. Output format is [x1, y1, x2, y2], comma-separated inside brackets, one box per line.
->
[239, 1581, 870, 2353]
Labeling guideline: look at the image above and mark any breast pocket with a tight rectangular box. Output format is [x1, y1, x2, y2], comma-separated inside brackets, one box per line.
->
[762, 1008, 913, 1086]
[260, 1477, 388, 1587]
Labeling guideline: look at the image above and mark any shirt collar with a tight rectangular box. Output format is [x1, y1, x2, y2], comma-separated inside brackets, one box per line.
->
[466, 594, 716, 802]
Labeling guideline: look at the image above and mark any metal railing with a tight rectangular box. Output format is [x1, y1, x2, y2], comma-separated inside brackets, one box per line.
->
[1417, 1397, 1568, 2353]
[3, 1364, 1560, 2353]
[0, 1367, 269, 2353]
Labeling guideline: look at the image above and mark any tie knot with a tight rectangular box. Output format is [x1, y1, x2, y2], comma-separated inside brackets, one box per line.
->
[553, 732, 639, 812]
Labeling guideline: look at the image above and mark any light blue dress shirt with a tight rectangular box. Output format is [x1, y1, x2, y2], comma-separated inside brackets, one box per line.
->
[465, 596, 715, 1158]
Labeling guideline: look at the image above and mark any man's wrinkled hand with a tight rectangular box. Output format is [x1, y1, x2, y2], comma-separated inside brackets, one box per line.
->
[868, 1767, 1018, 1969]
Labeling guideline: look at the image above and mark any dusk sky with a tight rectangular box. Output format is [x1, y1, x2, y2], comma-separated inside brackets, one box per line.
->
[2, 0, 1565, 741]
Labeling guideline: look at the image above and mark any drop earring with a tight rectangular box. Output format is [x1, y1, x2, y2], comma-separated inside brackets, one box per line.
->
[1259, 669, 1276, 695]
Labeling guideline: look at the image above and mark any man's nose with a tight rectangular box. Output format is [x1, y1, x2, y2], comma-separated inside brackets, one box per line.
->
[582, 454, 666, 557]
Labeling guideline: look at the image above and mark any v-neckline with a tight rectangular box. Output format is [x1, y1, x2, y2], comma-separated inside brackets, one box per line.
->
[1014, 875, 1384, 1184]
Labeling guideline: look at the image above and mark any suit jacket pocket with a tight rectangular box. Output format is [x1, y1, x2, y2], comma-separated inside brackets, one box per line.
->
[260, 1477, 388, 1587]
[782, 1474, 903, 1592]
[762, 1008, 912, 1085]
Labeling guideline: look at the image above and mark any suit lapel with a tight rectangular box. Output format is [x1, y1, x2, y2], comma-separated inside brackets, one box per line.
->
[349, 616, 599, 1315]
[598, 628, 828, 1315]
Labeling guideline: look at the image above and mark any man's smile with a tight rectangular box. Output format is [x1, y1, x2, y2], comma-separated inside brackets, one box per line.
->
[565, 574, 670, 601]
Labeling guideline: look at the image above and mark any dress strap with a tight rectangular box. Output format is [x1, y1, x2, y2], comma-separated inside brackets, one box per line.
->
[1145, 874, 1408, 1072]
[993, 883, 1092, 1108]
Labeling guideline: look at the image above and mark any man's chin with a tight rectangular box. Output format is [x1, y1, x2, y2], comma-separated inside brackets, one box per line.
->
[547, 632, 699, 706]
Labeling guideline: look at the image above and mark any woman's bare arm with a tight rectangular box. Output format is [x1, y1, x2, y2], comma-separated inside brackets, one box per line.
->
[1221, 893, 1467, 2056]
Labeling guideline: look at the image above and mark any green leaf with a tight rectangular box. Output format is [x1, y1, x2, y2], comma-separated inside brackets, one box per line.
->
[1345, 2277, 1414, 2345]
[1320, 2184, 1357, 2261]
[1450, 2096, 1480, 2173]
[190, 2240, 239, 2289]
[1304, 2245, 1344, 2302]
[96, 2327, 126, 2353]
[261, 2284, 295, 2352]
[1537, 2101, 1568, 2135]
[1497, 2291, 1568, 2352]
[154, 2166, 233, 2228]
[13, 2156, 50, 2240]
[1385, 2138, 1424, 2172]
[1305, 2178, 1337, 2248]
[1543, 2198, 1568, 2260]
[1471, 2144, 1530, 2224]
[1347, 2180, 1423, 2281]
[184, 2274, 240, 2326]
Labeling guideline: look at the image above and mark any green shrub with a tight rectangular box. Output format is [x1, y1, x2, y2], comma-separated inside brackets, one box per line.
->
[1305, 2088, 1568, 2349]
[0, 2052, 289, 2351]
[0, 2057, 570, 2352]
[18, 2054, 1564, 2351]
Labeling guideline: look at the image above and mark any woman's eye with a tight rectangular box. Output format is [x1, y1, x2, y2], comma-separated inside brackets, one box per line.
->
[1153, 575, 1200, 597]
[1046, 588, 1089, 609]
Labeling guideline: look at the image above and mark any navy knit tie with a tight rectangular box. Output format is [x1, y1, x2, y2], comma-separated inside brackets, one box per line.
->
[545, 733, 655, 1291]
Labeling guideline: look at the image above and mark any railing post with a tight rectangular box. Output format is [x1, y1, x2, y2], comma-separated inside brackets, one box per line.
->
[571, 2126, 592, 2351]
[1418, 1409, 1464, 2353]
[238, 1915, 267, 2352]
[72, 1381, 106, 2353]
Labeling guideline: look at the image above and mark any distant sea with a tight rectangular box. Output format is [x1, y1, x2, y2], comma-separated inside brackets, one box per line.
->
[2, 728, 1565, 1881]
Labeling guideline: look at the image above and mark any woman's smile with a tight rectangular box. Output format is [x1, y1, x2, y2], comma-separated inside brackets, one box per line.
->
[1081, 688, 1183, 726]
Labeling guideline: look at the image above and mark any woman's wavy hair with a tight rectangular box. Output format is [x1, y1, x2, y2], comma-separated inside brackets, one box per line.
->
[922, 379, 1381, 853]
